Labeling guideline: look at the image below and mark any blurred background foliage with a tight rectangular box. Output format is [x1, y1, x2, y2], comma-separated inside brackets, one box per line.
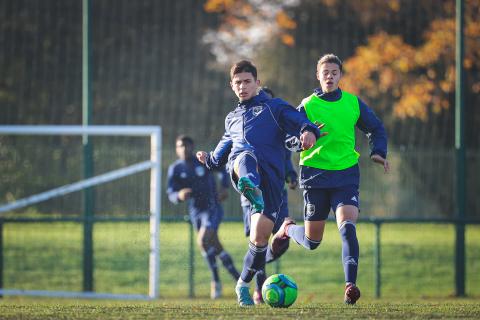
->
[0, 0, 478, 219]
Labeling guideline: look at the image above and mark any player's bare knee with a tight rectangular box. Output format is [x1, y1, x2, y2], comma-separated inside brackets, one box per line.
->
[251, 238, 269, 247]
[250, 230, 269, 247]
[305, 231, 323, 243]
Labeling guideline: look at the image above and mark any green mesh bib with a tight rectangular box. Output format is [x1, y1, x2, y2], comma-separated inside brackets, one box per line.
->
[300, 91, 360, 170]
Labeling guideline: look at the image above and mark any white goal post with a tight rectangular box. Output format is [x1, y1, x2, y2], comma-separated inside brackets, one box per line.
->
[0, 125, 161, 300]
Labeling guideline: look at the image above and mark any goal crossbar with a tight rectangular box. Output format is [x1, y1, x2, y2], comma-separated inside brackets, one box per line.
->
[0, 125, 161, 136]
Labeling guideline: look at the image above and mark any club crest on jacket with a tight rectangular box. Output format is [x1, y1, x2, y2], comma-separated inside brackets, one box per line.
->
[252, 105, 263, 117]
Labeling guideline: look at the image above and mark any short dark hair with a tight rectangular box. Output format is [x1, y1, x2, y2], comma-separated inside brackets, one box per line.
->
[317, 54, 343, 72]
[230, 60, 257, 80]
[262, 86, 274, 98]
[176, 134, 194, 146]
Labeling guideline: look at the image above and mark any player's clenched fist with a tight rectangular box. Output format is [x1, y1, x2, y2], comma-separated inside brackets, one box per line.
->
[299, 131, 316, 150]
[196, 151, 207, 164]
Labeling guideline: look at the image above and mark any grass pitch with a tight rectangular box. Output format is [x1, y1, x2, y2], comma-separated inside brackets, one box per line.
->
[1, 221, 479, 318]
[1, 297, 480, 319]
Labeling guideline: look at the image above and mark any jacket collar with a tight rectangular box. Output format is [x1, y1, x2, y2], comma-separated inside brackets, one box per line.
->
[237, 90, 270, 108]
[314, 88, 342, 102]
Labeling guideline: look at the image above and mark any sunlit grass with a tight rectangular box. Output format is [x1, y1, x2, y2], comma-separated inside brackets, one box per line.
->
[2, 221, 479, 300]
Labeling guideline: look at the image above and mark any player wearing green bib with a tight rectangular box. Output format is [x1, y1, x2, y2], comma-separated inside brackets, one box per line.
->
[272, 54, 390, 305]
[300, 89, 361, 170]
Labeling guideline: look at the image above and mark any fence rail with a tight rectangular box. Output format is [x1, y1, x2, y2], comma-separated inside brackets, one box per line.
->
[1, 216, 478, 299]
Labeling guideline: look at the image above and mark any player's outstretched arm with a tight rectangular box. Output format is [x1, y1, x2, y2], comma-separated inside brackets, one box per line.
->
[356, 99, 388, 162]
[371, 154, 390, 173]
[275, 100, 321, 142]
[285, 121, 328, 152]
[200, 119, 233, 170]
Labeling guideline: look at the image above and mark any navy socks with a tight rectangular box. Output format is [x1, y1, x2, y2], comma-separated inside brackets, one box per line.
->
[202, 247, 220, 282]
[218, 250, 240, 280]
[255, 268, 266, 291]
[286, 220, 359, 285]
[240, 242, 267, 283]
[339, 221, 359, 284]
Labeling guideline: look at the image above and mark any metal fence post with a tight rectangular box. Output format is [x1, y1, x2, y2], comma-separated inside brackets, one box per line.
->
[374, 221, 381, 298]
[185, 215, 195, 298]
[0, 220, 3, 298]
[82, 0, 94, 293]
[455, 221, 466, 296]
[454, 0, 466, 297]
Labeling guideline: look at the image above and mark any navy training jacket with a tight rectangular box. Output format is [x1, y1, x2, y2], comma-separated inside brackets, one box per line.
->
[204, 90, 320, 190]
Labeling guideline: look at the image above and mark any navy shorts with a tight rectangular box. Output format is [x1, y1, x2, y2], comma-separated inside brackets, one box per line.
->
[243, 188, 289, 236]
[190, 205, 224, 231]
[231, 165, 284, 225]
[303, 185, 359, 221]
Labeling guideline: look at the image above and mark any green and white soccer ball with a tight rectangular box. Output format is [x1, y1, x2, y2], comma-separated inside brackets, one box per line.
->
[262, 273, 298, 308]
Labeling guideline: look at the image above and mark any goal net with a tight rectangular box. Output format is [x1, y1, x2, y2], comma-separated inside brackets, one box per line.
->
[0, 125, 161, 300]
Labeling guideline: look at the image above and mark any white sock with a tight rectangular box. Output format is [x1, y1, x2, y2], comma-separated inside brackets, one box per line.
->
[236, 278, 249, 288]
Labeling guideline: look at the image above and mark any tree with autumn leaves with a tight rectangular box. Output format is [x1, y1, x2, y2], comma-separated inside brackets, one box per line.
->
[204, 0, 479, 145]
[203, 0, 479, 217]
[342, 2, 479, 122]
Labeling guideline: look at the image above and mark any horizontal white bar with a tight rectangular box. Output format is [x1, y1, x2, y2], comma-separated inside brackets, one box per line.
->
[0, 289, 153, 300]
[0, 125, 160, 136]
[0, 161, 155, 213]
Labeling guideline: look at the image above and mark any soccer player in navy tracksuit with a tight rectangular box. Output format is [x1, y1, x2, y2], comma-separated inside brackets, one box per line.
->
[240, 87, 299, 304]
[272, 54, 390, 305]
[197, 60, 321, 306]
[167, 135, 240, 299]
